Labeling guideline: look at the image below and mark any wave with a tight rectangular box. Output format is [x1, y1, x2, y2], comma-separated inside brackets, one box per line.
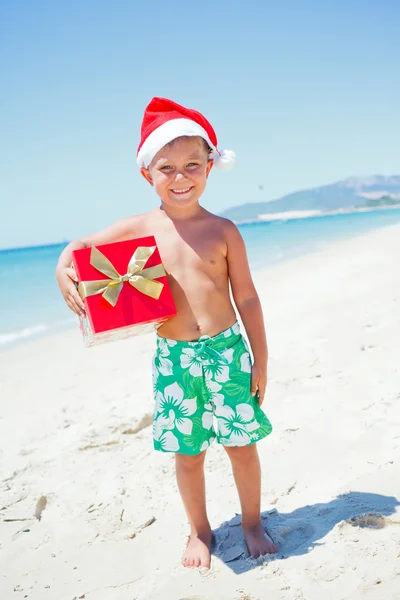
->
[0, 317, 76, 348]
[236, 204, 400, 226]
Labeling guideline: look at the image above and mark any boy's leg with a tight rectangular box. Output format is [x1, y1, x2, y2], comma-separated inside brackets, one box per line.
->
[224, 444, 277, 557]
[175, 451, 212, 568]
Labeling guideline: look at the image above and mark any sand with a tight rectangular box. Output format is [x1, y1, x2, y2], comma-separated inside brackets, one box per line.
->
[1, 225, 400, 600]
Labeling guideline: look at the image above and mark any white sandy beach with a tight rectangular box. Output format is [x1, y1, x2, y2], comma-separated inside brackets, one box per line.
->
[1, 225, 400, 600]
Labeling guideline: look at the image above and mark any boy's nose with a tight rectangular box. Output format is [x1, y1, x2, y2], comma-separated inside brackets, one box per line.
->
[174, 172, 186, 181]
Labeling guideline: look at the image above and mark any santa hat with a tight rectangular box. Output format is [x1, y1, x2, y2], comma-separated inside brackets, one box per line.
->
[137, 97, 236, 171]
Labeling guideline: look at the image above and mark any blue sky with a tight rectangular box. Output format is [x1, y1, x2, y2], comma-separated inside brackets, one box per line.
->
[1, 0, 399, 248]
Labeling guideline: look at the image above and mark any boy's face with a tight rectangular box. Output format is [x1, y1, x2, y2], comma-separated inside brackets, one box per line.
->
[141, 137, 213, 209]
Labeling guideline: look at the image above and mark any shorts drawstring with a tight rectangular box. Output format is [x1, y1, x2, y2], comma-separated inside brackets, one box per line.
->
[196, 340, 230, 365]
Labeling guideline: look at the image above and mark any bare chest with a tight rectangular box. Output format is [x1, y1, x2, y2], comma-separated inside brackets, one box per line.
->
[155, 228, 227, 278]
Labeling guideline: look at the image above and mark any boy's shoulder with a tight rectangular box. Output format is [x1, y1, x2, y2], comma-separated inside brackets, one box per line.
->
[202, 211, 241, 239]
[202, 209, 237, 228]
[119, 209, 159, 230]
[123, 209, 155, 224]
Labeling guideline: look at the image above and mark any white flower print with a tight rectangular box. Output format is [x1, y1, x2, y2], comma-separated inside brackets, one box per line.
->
[221, 346, 234, 364]
[232, 322, 241, 335]
[205, 378, 225, 407]
[240, 351, 252, 373]
[157, 354, 173, 377]
[152, 354, 173, 382]
[180, 347, 206, 377]
[201, 402, 214, 430]
[155, 382, 197, 435]
[154, 339, 177, 377]
[203, 347, 233, 382]
[153, 418, 180, 452]
[214, 398, 260, 446]
[200, 436, 216, 452]
[158, 337, 177, 353]
[205, 363, 230, 383]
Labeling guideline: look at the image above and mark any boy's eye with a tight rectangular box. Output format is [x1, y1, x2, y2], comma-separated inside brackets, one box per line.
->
[161, 165, 172, 171]
[187, 162, 198, 167]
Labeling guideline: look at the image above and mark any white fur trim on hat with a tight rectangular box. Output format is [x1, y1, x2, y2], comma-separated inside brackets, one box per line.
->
[137, 118, 215, 168]
[210, 149, 236, 171]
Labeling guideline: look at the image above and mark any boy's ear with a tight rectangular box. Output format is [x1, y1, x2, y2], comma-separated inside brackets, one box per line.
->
[206, 159, 214, 178]
[140, 168, 153, 186]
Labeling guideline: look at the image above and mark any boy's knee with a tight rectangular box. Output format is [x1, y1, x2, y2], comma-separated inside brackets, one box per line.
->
[175, 450, 206, 470]
[225, 443, 257, 465]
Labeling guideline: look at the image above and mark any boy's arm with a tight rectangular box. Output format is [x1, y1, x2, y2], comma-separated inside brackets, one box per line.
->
[56, 216, 138, 270]
[56, 216, 138, 316]
[224, 220, 268, 405]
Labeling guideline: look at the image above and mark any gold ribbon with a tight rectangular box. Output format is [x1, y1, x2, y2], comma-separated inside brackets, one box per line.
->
[78, 245, 165, 307]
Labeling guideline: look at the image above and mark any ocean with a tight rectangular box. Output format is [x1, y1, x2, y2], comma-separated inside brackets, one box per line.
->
[2, 207, 400, 350]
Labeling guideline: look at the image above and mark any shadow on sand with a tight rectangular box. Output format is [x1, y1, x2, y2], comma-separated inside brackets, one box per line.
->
[211, 491, 400, 574]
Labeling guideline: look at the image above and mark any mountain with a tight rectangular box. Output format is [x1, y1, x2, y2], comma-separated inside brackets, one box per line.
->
[220, 175, 400, 222]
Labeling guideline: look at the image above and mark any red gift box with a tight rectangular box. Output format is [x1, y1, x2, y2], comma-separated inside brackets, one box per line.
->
[72, 236, 176, 346]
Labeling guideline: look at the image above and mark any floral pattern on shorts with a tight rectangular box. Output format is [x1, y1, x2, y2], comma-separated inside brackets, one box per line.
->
[152, 322, 272, 455]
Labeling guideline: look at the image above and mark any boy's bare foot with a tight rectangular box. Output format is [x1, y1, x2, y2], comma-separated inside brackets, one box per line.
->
[243, 521, 277, 558]
[182, 530, 212, 568]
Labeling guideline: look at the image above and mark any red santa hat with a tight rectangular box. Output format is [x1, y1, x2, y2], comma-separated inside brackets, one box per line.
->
[137, 97, 236, 171]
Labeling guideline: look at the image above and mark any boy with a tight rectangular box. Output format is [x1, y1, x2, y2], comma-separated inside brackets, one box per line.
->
[56, 97, 276, 568]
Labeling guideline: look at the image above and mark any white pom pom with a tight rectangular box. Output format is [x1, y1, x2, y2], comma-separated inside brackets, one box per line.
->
[210, 149, 236, 171]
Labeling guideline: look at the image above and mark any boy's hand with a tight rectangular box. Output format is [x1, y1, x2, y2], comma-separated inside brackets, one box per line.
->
[251, 363, 267, 406]
[56, 266, 86, 316]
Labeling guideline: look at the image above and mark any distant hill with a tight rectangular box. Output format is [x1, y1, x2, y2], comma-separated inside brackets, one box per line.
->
[220, 175, 400, 222]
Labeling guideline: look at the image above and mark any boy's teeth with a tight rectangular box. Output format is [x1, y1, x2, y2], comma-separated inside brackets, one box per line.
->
[172, 187, 190, 193]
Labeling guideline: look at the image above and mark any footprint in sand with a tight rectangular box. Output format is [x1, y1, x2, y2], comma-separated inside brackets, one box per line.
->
[271, 518, 315, 554]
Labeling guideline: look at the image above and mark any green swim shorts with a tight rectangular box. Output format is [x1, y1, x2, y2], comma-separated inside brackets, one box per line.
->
[152, 322, 272, 455]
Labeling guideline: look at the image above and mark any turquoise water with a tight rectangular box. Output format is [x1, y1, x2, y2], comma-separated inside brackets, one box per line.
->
[1, 207, 400, 349]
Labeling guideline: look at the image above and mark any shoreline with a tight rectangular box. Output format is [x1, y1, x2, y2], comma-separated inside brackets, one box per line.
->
[2, 220, 400, 354]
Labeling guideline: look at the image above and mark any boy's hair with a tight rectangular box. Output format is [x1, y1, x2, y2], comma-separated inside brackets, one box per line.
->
[165, 135, 212, 157]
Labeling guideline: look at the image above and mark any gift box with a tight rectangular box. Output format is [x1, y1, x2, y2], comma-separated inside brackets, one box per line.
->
[72, 236, 176, 346]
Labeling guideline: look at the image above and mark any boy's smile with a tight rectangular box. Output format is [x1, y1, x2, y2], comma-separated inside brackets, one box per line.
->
[141, 136, 213, 209]
[170, 186, 194, 195]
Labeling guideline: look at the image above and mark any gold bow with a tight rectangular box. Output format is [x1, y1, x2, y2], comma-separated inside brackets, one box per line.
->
[78, 245, 165, 307]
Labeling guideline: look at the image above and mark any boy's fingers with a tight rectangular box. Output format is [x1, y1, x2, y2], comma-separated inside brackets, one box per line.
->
[250, 378, 259, 396]
[66, 267, 78, 282]
[69, 287, 85, 312]
[70, 299, 81, 316]
[258, 382, 266, 405]
[76, 295, 86, 312]
[67, 292, 85, 316]
[66, 298, 80, 315]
